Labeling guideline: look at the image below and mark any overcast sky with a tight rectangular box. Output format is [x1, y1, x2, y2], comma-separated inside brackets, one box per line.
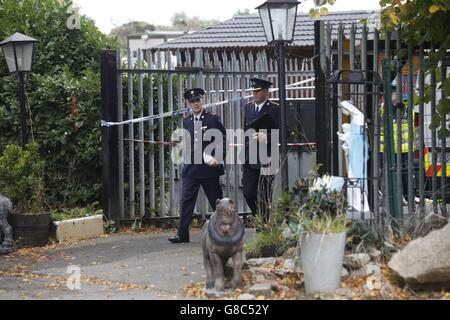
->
[73, 0, 382, 34]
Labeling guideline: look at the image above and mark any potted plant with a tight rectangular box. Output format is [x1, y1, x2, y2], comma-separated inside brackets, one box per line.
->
[287, 175, 350, 294]
[0, 144, 49, 247]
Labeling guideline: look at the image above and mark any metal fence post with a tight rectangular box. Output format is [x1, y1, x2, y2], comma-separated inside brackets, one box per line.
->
[314, 20, 328, 175]
[101, 49, 121, 228]
[383, 58, 400, 233]
[395, 29, 404, 220]
[440, 61, 448, 217]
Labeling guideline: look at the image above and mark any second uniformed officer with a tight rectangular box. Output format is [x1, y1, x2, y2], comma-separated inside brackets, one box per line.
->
[169, 88, 226, 243]
[243, 78, 280, 223]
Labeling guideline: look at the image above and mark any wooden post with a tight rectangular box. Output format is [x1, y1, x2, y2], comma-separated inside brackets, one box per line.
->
[101, 50, 121, 229]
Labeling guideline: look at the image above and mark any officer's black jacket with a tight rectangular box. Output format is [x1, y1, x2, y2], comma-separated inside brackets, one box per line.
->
[244, 99, 280, 170]
[182, 109, 226, 179]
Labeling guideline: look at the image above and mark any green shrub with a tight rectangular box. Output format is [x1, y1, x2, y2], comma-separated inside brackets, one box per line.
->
[49, 201, 102, 221]
[244, 228, 285, 257]
[0, 0, 117, 208]
[244, 210, 291, 257]
[0, 143, 46, 213]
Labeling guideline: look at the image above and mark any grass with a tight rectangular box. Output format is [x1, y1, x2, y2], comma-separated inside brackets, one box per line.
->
[244, 228, 285, 256]
[299, 213, 350, 235]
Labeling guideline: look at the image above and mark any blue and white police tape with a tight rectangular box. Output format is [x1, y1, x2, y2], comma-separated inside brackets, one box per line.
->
[100, 77, 315, 127]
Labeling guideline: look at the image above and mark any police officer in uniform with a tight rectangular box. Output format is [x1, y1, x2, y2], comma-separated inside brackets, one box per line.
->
[243, 78, 280, 223]
[169, 88, 226, 243]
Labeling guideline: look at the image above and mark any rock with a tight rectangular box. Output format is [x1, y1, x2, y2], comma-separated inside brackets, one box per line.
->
[415, 213, 448, 237]
[334, 288, 354, 298]
[341, 267, 349, 277]
[248, 283, 273, 294]
[284, 259, 296, 272]
[368, 247, 382, 260]
[238, 293, 256, 300]
[274, 270, 287, 278]
[284, 258, 303, 273]
[202, 288, 224, 298]
[388, 223, 450, 290]
[384, 241, 399, 253]
[248, 267, 259, 275]
[255, 274, 266, 282]
[245, 257, 277, 268]
[344, 253, 371, 270]
[351, 263, 381, 278]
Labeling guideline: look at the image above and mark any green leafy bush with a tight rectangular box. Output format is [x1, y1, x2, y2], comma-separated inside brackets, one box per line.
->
[0, 0, 118, 208]
[0, 143, 46, 213]
[49, 201, 102, 221]
[244, 228, 285, 257]
[244, 210, 292, 258]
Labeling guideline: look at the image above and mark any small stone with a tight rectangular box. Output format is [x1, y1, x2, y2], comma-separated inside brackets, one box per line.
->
[202, 288, 224, 298]
[245, 257, 277, 268]
[368, 247, 382, 260]
[334, 288, 354, 298]
[341, 267, 349, 277]
[238, 293, 256, 300]
[351, 263, 381, 278]
[248, 283, 273, 294]
[248, 267, 259, 275]
[274, 270, 287, 278]
[284, 259, 296, 272]
[344, 253, 371, 270]
[255, 275, 266, 282]
[384, 241, 399, 253]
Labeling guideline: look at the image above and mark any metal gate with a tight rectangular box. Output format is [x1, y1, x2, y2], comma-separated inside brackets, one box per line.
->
[314, 20, 449, 232]
[101, 47, 315, 226]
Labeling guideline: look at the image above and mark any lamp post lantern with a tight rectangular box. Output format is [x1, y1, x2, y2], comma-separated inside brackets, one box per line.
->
[0, 32, 37, 147]
[256, 0, 300, 192]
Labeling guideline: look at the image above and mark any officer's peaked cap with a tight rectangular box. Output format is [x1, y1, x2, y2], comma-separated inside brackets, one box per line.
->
[249, 78, 273, 90]
[184, 88, 205, 101]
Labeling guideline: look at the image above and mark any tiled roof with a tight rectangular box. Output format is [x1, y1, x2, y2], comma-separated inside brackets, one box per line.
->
[156, 10, 380, 50]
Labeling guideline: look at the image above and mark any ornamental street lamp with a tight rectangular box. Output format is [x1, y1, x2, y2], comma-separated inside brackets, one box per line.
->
[256, 0, 300, 192]
[0, 32, 38, 147]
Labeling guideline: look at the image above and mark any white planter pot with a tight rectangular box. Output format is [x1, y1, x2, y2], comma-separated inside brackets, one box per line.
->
[300, 232, 346, 294]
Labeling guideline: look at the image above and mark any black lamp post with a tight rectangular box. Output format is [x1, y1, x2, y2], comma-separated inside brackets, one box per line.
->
[0, 32, 37, 147]
[256, 0, 300, 192]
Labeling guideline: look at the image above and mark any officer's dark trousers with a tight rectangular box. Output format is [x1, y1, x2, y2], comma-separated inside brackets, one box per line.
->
[243, 165, 274, 223]
[177, 177, 223, 240]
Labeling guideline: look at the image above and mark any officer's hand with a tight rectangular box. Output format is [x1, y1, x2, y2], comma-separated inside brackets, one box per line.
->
[204, 153, 219, 167]
[208, 158, 219, 167]
[253, 132, 267, 143]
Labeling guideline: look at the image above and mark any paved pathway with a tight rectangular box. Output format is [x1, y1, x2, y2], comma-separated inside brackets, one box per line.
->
[0, 231, 207, 300]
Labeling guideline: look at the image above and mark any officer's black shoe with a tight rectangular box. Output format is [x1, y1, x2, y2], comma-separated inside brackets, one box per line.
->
[168, 235, 189, 243]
